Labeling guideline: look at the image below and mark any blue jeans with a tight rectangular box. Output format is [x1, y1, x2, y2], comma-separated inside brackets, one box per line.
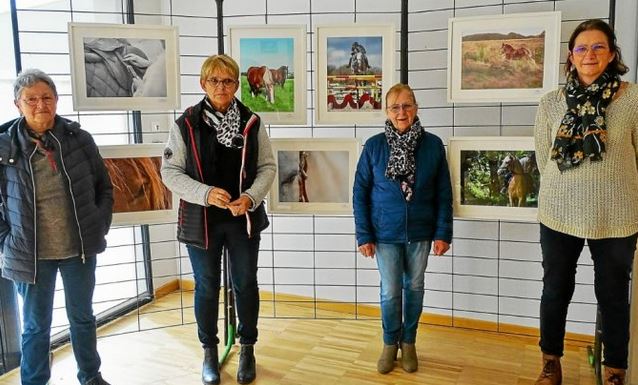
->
[187, 221, 261, 347]
[539, 224, 637, 369]
[375, 241, 431, 345]
[15, 256, 101, 385]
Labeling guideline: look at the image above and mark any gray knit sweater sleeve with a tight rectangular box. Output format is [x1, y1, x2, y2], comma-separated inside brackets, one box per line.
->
[242, 121, 276, 211]
[160, 121, 212, 207]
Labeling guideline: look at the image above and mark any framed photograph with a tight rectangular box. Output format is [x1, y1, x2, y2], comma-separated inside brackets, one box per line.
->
[269, 138, 360, 214]
[448, 137, 539, 221]
[447, 11, 561, 103]
[68, 22, 180, 111]
[99, 144, 177, 226]
[315, 24, 395, 125]
[228, 25, 307, 125]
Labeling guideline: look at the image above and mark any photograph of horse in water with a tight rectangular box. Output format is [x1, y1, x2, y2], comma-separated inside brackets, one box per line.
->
[326, 36, 383, 112]
[460, 150, 539, 208]
[238, 37, 294, 113]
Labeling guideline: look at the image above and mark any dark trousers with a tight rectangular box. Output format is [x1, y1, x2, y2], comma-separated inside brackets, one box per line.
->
[539, 223, 636, 369]
[186, 221, 260, 347]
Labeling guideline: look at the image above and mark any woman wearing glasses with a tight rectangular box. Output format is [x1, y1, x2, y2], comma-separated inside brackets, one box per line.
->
[161, 54, 275, 385]
[0, 69, 113, 385]
[533, 19, 637, 385]
[353, 83, 453, 374]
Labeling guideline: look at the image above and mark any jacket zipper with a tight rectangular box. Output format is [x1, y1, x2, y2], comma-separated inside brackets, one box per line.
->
[49, 132, 86, 263]
[26, 146, 38, 283]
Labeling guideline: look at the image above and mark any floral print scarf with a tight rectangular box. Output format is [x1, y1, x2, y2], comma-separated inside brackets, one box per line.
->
[550, 69, 620, 171]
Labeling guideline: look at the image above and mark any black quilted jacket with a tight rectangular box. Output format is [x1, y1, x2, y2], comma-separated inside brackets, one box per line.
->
[0, 116, 113, 283]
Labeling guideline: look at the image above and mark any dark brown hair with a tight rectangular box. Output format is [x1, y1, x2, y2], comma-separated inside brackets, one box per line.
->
[564, 19, 628, 76]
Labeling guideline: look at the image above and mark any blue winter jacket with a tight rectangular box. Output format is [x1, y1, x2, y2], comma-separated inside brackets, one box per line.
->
[353, 130, 453, 246]
[0, 116, 113, 283]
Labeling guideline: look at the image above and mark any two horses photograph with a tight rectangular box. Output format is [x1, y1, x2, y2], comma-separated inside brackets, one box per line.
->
[460, 150, 539, 208]
[326, 36, 383, 112]
[238, 37, 295, 113]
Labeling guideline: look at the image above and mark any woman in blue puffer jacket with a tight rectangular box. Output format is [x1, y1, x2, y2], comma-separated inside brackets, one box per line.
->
[353, 83, 453, 375]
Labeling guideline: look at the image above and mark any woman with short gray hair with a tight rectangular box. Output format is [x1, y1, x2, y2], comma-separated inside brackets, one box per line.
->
[1, 68, 113, 385]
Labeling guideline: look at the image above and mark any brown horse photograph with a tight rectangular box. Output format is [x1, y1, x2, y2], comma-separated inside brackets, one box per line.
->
[460, 150, 539, 208]
[104, 156, 172, 213]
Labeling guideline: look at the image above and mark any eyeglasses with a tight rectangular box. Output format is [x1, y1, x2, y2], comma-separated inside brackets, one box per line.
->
[572, 43, 609, 56]
[206, 78, 237, 88]
[387, 103, 417, 114]
[21, 96, 55, 106]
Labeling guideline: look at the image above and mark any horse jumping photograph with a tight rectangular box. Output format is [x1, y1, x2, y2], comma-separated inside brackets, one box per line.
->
[326, 36, 383, 112]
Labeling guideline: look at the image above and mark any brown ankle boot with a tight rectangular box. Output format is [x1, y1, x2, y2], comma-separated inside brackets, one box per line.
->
[604, 367, 626, 385]
[376, 344, 398, 374]
[400, 342, 418, 372]
[535, 354, 562, 385]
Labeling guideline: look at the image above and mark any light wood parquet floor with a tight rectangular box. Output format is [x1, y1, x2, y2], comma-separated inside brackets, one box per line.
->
[0, 291, 598, 385]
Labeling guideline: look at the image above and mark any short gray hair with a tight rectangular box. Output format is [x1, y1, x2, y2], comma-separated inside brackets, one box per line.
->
[13, 68, 58, 101]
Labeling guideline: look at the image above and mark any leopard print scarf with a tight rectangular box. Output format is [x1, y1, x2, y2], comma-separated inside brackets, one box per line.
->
[384, 118, 424, 201]
[550, 68, 620, 171]
[202, 97, 244, 149]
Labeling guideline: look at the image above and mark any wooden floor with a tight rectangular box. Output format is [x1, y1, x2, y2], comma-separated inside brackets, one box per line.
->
[0, 292, 598, 385]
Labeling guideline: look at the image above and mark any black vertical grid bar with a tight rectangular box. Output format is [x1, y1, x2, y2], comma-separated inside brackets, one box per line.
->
[126, 0, 155, 299]
[10, 0, 21, 74]
[217, 0, 224, 54]
[609, 0, 616, 29]
[400, 0, 408, 84]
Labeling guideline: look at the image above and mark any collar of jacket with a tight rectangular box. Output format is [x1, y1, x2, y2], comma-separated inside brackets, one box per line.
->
[0, 115, 81, 165]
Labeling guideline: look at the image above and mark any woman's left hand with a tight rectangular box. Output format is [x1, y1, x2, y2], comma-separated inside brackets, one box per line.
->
[433, 240, 450, 256]
[227, 195, 252, 216]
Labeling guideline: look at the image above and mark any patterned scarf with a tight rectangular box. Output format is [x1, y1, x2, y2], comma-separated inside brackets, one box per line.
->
[384, 118, 424, 201]
[202, 97, 244, 149]
[550, 68, 620, 171]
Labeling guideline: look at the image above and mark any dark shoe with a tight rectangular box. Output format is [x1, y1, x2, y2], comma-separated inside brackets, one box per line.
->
[84, 373, 111, 385]
[535, 354, 562, 385]
[400, 342, 418, 372]
[376, 344, 398, 374]
[604, 366, 626, 385]
[202, 347, 220, 385]
[237, 344, 256, 384]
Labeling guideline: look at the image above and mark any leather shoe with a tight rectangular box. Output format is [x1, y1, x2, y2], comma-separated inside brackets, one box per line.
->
[237, 344, 256, 384]
[84, 373, 111, 385]
[202, 347, 220, 385]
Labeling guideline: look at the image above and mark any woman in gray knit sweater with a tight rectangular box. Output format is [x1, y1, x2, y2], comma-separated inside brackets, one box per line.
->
[533, 19, 638, 385]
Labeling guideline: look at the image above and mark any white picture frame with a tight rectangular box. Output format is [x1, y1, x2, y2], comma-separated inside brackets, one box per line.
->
[315, 24, 395, 125]
[447, 11, 561, 103]
[99, 143, 177, 226]
[448, 136, 539, 221]
[269, 138, 360, 214]
[228, 24, 307, 125]
[68, 22, 180, 111]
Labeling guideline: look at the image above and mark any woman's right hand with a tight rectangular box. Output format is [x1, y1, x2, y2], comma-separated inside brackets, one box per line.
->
[207, 187, 231, 209]
[358, 243, 376, 258]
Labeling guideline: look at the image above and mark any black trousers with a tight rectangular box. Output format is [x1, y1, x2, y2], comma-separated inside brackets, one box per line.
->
[539, 223, 636, 369]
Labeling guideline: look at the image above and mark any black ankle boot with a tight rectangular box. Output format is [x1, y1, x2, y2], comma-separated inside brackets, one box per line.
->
[237, 344, 256, 384]
[202, 347, 220, 385]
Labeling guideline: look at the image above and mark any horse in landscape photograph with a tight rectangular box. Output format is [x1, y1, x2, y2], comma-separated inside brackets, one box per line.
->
[501, 42, 535, 64]
[246, 65, 275, 103]
[348, 42, 370, 75]
[269, 65, 288, 87]
[497, 153, 534, 207]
